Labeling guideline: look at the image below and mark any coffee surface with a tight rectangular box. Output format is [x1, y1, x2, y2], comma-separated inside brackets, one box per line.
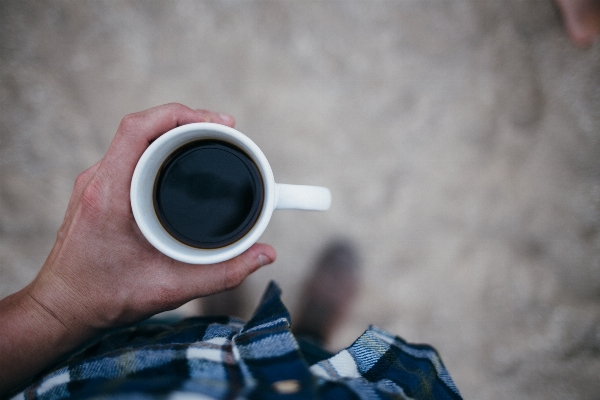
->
[154, 140, 264, 248]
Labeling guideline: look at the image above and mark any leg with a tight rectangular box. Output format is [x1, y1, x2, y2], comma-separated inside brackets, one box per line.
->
[293, 240, 360, 347]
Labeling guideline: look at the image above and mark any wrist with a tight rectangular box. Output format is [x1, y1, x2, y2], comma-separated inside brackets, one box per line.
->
[25, 272, 102, 342]
[0, 286, 94, 395]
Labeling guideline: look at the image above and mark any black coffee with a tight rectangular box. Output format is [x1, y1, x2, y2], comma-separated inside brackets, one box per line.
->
[153, 140, 264, 249]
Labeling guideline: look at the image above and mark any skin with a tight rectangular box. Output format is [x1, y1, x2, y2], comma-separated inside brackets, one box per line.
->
[0, 103, 277, 396]
[555, 0, 600, 47]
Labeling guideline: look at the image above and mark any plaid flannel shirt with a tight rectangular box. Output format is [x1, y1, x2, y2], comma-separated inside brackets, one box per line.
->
[13, 282, 462, 400]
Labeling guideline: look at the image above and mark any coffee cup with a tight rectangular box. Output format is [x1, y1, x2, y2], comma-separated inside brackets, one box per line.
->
[130, 122, 331, 264]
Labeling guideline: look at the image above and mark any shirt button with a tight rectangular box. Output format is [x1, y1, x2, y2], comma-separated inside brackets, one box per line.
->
[271, 379, 301, 394]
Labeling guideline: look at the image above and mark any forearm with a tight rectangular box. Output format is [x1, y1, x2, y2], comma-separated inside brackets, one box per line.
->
[0, 286, 94, 396]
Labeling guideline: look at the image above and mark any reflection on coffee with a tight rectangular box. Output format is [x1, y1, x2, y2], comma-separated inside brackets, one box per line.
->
[153, 140, 264, 249]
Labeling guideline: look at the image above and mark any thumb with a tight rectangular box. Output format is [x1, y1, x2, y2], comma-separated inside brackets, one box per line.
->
[174, 243, 277, 300]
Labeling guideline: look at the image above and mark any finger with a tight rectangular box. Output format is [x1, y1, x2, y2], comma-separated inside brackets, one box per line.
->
[194, 109, 236, 128]
[173, 243, 277, 300]
[102, 103, 209, 179]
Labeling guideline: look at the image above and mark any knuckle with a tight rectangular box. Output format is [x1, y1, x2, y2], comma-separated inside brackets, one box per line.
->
[163, 103, 189, 123]
[163, 102, 187, 113]
[74, 170, 89, 189]
[79, 177, 108, 218]
[118, 112, 142, 135]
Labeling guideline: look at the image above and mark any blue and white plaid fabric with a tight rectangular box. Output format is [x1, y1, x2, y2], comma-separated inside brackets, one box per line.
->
[12, 282, 462, 399]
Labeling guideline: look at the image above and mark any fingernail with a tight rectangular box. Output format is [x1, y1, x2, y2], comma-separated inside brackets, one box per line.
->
[219, 113, 234, 123]
[258, 254, 272, 267]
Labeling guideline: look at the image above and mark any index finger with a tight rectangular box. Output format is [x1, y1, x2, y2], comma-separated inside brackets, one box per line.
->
[103, 103, 208, 177]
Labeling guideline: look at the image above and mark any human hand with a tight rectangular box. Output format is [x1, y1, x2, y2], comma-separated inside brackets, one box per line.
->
[27, 103, 277, 335]
[1, 103, 277, 394]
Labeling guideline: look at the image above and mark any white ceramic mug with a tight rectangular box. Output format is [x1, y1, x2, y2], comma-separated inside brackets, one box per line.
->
[130, 122, 331, 264]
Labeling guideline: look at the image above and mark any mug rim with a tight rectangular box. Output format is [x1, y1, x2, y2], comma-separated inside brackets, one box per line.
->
[130, 122, 276, 264]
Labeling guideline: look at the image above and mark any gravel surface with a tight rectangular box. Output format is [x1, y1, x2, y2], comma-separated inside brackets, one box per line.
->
[1, 1, 599, 398]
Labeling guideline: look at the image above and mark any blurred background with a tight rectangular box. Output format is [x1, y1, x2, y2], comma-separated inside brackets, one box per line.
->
[1, 1, 599, 398]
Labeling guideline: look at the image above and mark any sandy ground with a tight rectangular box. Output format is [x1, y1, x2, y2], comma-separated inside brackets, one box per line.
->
[1, 1, 600, 398]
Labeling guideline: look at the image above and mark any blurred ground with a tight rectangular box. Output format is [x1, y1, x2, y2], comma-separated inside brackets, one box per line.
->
[1, 1, 600, 399]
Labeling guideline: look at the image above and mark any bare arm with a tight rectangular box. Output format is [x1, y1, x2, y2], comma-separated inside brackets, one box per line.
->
[0, 104, 277, 396]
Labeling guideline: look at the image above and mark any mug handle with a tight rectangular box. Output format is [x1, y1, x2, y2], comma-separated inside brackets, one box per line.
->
[275, 183, 331, 211]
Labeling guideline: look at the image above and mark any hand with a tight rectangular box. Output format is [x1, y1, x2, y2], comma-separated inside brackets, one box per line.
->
[0, 104, 276, 394]
[29, 103, 276, 330]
